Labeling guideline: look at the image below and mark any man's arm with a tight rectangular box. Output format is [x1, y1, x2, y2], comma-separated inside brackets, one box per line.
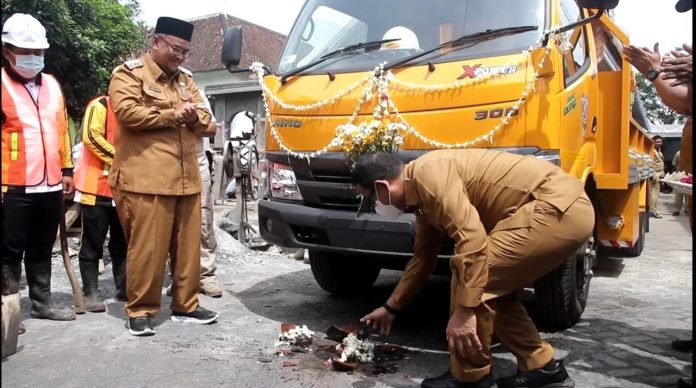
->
[413, 160, 488, 308]
[81, 98, 115, 164]
[623, 43, 692, 115]
[187, 86, 212, 132]
[387, 218, 444, 310]
[108, 66, 178, 130]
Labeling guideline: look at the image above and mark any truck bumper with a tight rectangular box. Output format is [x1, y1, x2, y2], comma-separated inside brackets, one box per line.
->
[258, 199, 417, 258]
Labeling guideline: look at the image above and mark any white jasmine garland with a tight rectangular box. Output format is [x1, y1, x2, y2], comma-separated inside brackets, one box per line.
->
[250, 31, 562, 158]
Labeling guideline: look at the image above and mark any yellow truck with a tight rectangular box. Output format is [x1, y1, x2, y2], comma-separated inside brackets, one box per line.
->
[223, 0, 655, 329]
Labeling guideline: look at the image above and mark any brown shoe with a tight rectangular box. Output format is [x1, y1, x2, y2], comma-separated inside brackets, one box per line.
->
[199, 282, 223, 298]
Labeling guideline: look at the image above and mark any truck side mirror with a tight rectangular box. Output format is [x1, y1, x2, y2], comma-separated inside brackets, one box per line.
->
[222, 26, 243, 69]
[576, 0, 619, 9]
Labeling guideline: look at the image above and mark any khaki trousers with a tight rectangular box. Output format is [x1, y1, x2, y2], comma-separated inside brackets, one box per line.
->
[199, 162, 217, 286]
[650, 177, 660, 214]
[451, 194, 595, 382]
[113, 189, 201, 318]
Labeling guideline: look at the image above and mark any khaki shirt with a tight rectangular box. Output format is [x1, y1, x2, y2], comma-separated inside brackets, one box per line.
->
[651, 148, 665, 178]
[108, 52, 211, 195]
[390, 149, 585, 308]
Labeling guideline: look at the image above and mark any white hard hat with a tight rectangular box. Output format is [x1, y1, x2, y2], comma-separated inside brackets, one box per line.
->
[382, 26, 420, 50]
[2, 13, 50, 49]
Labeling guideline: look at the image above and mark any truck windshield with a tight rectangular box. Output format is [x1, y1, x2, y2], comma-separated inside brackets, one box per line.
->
[278, 0, 547, 74]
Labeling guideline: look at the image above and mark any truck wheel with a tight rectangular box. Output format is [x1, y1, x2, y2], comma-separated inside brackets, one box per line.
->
[618, 212, 646, 257]
[534, 237, 595, 329]
[309, 250, 381, 296]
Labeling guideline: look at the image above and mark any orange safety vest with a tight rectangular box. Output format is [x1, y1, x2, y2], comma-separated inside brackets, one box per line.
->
[74, 96, 117, 198]
[1, 68, 67, 187]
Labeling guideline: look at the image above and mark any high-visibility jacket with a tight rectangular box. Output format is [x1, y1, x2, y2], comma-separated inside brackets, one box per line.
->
[74, 95, 117, 200]
[1, 67, 72, 189]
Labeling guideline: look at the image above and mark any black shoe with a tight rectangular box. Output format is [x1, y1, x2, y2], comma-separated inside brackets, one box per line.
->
[128, 316, 155, 336]
[170, 306, 218, 324]
[673, 211, 681, 216]
[672, 340, 693, 353]
[677, 377, 693, 388]
[496, 359, 574, 388]
[421, 371, 495, 388]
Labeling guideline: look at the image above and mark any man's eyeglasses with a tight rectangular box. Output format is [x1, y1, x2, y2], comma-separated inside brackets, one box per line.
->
[158, 36, 191, 58]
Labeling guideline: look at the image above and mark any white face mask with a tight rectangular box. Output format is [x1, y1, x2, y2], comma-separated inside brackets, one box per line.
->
[374, 183, 403, 220]
[11, 54, 44, 79]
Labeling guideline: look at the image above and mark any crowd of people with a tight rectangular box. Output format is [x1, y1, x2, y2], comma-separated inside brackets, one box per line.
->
[1, 2, 692, 387]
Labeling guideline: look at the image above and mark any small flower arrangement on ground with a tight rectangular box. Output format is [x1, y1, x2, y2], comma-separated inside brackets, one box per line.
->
[335, 332, 375, 364]
[275, 323, 315, 348]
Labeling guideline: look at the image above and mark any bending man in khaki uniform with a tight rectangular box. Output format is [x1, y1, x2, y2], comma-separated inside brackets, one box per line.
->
[108, 17, 218, 336]
[354, 150, 594, 388]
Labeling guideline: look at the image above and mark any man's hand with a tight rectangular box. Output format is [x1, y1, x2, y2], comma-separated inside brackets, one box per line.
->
[622, 43, 662, 75]
[661, 44, 692, 87]
[174, 102, 198, 125]
[62, 176, 74, 198]
[446, 306, 482, 359]
[360, 306, 395, 336]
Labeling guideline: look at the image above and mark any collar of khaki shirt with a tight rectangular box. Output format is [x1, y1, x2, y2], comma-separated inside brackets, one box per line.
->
[403, 163, 419, 208]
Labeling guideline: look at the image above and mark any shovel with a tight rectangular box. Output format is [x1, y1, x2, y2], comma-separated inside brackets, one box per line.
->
[59, 196, 85, 314]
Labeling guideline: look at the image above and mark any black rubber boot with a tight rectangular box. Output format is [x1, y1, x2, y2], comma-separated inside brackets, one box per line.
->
[79, 260, 106, 313]
[25, 261, 76, 321]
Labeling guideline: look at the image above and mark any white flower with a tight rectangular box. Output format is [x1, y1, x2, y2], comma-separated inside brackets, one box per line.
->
[275, 325, 315, 347]
[336, 333, 374, 363]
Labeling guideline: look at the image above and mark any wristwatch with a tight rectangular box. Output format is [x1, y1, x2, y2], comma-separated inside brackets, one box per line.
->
[646, 67, 662, 81]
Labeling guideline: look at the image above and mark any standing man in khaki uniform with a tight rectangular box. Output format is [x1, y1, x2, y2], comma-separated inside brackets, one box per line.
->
[649, 135, 665, 218]
[353, 150, 594, 388]
[108, 17, 218, 336]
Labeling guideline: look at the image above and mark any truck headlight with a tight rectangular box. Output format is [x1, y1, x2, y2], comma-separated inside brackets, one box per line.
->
[269, 162, 303, 201]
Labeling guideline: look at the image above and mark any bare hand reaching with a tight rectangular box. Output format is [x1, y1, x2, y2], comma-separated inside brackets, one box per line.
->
[360, 306, 395, 336]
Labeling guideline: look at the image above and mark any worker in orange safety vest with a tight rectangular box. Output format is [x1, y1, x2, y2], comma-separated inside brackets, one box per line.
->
[73, 95, 127, 312]
[1, 13, 76, 331]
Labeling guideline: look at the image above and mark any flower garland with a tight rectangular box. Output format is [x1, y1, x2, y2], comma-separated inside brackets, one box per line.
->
[251, 30, 562, 160]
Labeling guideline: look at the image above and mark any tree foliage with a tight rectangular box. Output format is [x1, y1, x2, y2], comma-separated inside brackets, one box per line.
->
[635, 73, 686, 125]
[2, 0, 146, 119]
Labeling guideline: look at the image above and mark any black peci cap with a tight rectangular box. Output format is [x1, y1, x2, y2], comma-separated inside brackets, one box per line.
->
[154, 17, 194, 41]
[676, 0, 692, 12]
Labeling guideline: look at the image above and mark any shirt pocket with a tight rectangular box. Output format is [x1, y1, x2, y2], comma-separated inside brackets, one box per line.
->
[142, 85, 170, 109]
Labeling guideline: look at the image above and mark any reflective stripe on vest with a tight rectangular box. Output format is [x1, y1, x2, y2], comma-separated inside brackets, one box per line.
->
[74, 96, 117, 198]
[1, 68, 66, 187]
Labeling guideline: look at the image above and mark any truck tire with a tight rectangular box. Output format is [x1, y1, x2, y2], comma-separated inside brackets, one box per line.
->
[534, 237, 595, 329]
[309, 250, 381, 296]
[619, 212, 646, 257]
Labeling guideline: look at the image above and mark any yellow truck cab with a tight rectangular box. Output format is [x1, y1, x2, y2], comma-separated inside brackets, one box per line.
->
[223, 0, 655, 329]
